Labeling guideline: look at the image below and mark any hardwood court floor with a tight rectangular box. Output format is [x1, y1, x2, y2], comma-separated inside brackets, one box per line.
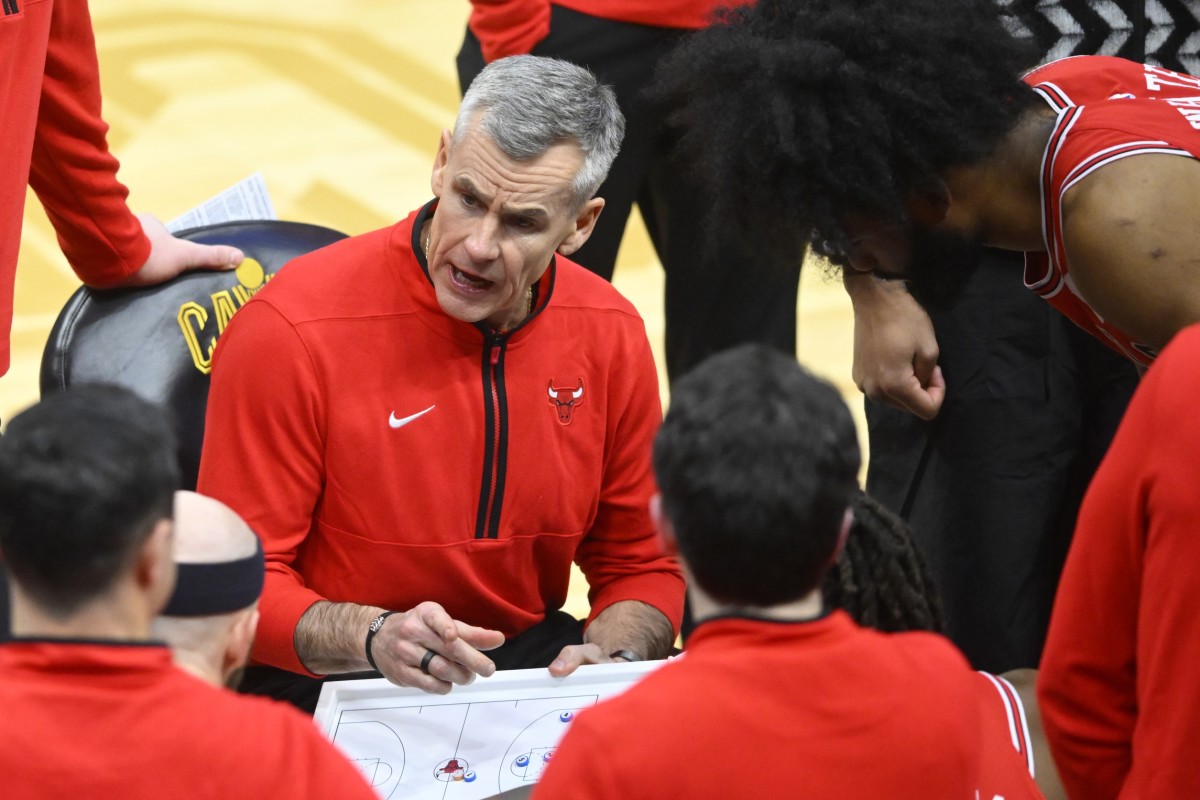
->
[4, 0, 863, 618]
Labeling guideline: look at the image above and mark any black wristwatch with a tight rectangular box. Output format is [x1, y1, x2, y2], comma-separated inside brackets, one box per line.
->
[609, 649, 640, 663]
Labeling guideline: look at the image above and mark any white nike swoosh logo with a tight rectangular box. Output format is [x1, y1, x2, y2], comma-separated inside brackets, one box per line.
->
[389, 405, 435, 429]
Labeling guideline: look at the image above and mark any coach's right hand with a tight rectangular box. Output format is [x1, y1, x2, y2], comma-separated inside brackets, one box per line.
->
[295, 600, 504, 694]
[844, 273, 945, 420]
[369, 602, 505, 694]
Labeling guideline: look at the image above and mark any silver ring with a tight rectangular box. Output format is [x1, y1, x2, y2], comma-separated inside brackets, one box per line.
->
[419, 649, 437, 675]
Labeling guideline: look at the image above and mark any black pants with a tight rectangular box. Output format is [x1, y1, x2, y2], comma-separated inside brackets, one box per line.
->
[866, 249, 1138, 673]
[238, 610, 585, 715]
[0, 567, 8, 642]
[457, 7, 801, 381]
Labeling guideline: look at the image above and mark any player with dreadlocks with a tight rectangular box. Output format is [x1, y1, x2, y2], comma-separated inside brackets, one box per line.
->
[826, 488, 1061, 800]
[823, 489, 942, 634]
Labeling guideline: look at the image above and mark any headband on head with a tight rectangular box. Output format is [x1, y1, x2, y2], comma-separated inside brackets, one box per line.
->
[162, 537, 265, 617]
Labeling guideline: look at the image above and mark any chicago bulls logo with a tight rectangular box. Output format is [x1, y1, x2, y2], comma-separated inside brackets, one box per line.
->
[547, 379, 585, 426]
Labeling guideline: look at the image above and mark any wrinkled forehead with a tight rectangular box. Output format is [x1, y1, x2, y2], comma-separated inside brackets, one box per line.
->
[448, 126, 584, 211]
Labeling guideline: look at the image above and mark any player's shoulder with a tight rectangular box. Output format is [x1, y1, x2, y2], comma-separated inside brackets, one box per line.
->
[860, 625, 971, 666]
[851, 628, 981, 704]
[247, 224, 402, 323]
[1047, 99, 1195, 196]
[548, 255, 644, 321]
[178, 681, 365, 788]
[171, 672, 311, 733]
[1024, 55, 1143, 97]
[566, 659, 694, 731]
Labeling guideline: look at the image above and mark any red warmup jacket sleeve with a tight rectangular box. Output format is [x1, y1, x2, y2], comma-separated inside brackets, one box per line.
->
[197, 300, 329, 676]
[28, 0, 149, 287]
[468, 0, 551, 62]
[1039, 325, 1200, 800]
[575, 321, 684, 635]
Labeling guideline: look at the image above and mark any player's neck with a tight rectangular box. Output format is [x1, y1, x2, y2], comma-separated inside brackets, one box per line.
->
[945, 108, 1055, 253]
[170, 651, 225, 688]
[689, 586, 824, 624]
[9, 584, 154, 642]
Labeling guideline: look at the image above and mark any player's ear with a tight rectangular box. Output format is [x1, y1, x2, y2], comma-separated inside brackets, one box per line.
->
[430, 129, 453, 198]
[557, 198, 604, 256]
[136, 518, 176, 612]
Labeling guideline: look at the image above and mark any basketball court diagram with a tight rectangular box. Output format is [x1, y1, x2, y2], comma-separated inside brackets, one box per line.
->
[314, 662, 663, 799]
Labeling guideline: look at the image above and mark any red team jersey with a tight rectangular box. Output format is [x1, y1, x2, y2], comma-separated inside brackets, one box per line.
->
[533, 613, 1048, 799]
[1022, 56, 1200, 366]
[975, 672, 1044, 799]
[0, 641, 376, 799]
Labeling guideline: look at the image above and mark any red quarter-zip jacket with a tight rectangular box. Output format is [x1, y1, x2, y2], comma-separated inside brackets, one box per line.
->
[197, 201, 683, 675]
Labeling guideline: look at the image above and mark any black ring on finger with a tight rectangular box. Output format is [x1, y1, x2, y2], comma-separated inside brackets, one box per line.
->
[419, 649, 438, 675]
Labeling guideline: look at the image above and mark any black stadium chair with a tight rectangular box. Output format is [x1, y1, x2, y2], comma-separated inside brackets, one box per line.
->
[39, 220, 348, 490]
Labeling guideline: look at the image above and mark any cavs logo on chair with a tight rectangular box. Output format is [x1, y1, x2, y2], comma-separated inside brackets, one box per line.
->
[547, 378, 585, 426]
[177, 258, 273, 375]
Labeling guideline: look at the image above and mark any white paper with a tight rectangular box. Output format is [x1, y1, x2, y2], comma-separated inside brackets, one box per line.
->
[313, 661, 664, 799]
[165, 172, 277, 233]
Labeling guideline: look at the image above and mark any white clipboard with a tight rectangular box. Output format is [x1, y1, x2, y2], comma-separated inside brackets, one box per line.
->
[313, 661, 665, 799]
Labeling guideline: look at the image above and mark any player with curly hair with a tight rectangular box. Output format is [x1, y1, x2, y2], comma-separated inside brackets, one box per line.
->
[655, 0, 1200, 367]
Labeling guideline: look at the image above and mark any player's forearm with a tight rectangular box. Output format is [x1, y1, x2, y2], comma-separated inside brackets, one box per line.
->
[295, 600, 386, 675]
[584, 600, 674, 661]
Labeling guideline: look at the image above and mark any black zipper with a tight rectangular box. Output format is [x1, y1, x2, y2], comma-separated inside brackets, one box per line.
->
[468, 276, 546, 541]
[3, 0, 19, 16]
[474, 331, 509, 539]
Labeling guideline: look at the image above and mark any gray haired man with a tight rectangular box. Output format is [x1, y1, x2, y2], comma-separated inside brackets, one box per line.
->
[198, 55, 684, 713]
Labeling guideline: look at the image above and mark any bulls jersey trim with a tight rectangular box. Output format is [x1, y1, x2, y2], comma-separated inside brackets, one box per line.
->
[980, 672, 1035, 778]
[1060, 140, 1192, 196]
[1031, 106, 1082, 294]
[1032, 81, 1075, 111]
